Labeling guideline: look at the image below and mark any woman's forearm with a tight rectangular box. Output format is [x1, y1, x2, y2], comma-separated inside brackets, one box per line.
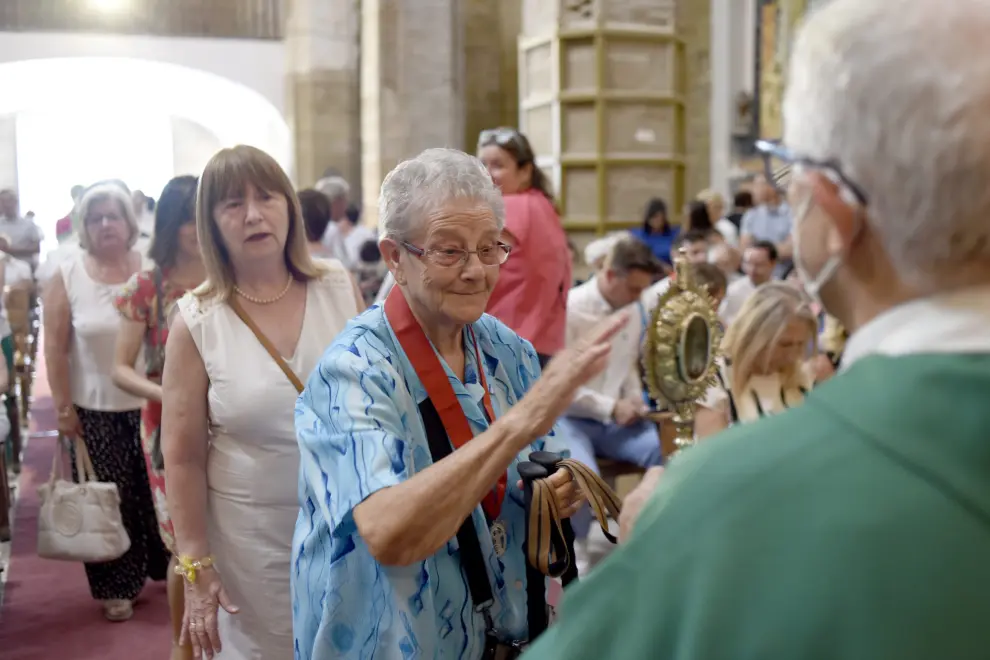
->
[354, 413, 535, 566]
[166, 461, 211, 558]
[45, 351, 73, 412]
[112, 364, 163, 402]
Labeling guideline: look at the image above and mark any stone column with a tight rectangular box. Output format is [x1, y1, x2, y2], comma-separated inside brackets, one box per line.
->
[677, 0, 712, 199]
[360, 0, 465, 227]
[462, 0, 522, 150]
[709, 0, 733, 198]
[284, 0, 361, 195]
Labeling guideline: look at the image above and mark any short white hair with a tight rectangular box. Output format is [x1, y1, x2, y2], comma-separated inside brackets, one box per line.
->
[584, 231, 630, 267]
[378, 148, 505, 240]
[315, 176, 350, 202]
[784, 0, 990, 286]
[73, 182, 139, 252]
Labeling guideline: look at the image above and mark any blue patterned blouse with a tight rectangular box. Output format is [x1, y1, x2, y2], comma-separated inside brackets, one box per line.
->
[292, 304, 567, 660]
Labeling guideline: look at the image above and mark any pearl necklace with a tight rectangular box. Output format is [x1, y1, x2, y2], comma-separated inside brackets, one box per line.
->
[234, 275, 293, 305]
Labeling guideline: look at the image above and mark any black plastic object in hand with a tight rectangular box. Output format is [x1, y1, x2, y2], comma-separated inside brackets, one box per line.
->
[518, 460, 550, 638]
[528, 451, 562, 473]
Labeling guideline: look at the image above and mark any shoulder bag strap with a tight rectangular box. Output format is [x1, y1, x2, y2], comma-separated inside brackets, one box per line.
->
[418, 398, 496, 617]
[228, 298, 305, 394]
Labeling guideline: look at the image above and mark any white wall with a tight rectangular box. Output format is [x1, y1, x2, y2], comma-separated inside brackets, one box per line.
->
[0, 31, 286, 115]
[0, 115, 16, 190]
[172, 117, 224, 179]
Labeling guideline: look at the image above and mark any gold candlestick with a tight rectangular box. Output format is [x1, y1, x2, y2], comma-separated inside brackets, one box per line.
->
[642, 250, 723, 452]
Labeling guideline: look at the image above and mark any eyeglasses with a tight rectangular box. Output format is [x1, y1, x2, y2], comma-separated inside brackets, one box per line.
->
[755, 140, 869, 207]
[401, 241, 512, 269]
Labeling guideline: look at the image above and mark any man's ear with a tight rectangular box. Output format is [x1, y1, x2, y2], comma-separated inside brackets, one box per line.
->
[806, 171, 860, 254]
[379, 238, 406, 285]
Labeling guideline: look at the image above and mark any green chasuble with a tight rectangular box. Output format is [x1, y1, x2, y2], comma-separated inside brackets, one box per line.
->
[525, 354, 990, 659]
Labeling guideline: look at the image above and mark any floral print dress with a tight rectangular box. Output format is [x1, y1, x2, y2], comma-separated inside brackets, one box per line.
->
[114, 269, 188, 551]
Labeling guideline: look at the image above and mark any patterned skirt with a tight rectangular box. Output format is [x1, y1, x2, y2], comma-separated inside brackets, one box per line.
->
[72, 406, 170, 601]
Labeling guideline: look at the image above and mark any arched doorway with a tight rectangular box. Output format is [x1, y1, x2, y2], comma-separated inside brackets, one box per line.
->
[0, 56, 291, 255]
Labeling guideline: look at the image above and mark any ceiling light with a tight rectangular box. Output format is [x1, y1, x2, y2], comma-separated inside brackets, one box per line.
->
[89, 0, 129, 13]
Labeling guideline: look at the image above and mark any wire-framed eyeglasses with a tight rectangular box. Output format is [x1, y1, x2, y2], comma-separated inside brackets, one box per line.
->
[755, 140, 869, 207]
[401, 241, 512, 269]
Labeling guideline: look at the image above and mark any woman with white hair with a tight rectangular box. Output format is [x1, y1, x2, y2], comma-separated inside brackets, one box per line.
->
[292, 148, 623, 659]
[43, 181, 168, 622]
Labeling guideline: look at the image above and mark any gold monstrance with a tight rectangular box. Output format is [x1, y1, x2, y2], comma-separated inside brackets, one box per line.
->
[642, 250, 723, 451]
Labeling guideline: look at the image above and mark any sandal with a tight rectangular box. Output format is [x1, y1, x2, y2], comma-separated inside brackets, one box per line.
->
[102, 599, 134, 622]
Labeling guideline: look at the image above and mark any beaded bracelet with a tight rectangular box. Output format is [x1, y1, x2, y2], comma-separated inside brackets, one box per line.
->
[174, 555, 215, 584]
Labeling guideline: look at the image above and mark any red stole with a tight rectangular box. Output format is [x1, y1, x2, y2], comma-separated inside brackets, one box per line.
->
[384, 287, 506, 519]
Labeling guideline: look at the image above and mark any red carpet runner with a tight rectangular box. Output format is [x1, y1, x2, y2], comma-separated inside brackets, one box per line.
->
[0, 364, 171, 658]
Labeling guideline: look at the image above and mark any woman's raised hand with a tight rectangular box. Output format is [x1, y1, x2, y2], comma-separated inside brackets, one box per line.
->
[514, 312, 629, 438]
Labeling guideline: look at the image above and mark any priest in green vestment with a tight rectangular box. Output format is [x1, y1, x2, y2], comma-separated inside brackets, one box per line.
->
[524, 0, 990, 658]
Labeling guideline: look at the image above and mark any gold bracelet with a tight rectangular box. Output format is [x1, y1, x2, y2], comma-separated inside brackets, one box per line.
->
[174, 555, 215, 584]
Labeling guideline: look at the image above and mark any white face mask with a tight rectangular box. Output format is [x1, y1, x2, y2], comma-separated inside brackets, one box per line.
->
[792, 193, 843, 306]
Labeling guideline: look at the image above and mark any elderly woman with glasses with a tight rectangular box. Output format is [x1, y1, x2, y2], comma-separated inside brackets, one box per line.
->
[43, 181, 169, 622]
[292, 148, 625, 660]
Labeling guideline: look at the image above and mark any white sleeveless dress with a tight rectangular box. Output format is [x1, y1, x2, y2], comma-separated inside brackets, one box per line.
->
[177, 264, 358, 659]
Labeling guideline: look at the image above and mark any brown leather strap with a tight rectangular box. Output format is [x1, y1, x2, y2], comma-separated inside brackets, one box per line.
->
[526, 458, 623, 576]
[558, 458, 622, 543]
[527, 477, 570, 577]
[228, 298, 304, 393]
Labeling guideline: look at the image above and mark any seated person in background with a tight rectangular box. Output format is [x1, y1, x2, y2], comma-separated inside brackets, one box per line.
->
[719, 239, 778, 326]
[709, 241, 742, 285]
[697, 189, 740, 247]
[672, 228, 710, 266]
[583, 232, 631, 273]
[630, 198, 679, 267]
[559, 236, 664, 573]
[696, 282, 819, 439]
[640, 262, 727, 321]
[724, 189, 754, 232]
[740, 173, 793, 277]
[637, 230, 712, 309]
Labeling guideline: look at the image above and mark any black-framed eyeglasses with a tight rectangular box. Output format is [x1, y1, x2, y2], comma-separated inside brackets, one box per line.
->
[755, 140, 869, 207]
[401, 241, 512, 269]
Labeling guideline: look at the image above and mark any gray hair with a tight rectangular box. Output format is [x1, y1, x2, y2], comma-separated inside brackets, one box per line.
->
[378, 148, 505, 240]
[784, 0, 990, 287]
[315, 176, 350, 202]
[73, 182, 139, 252]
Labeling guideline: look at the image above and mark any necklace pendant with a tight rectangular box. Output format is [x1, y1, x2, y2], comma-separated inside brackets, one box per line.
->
[491, 520, 508, 557]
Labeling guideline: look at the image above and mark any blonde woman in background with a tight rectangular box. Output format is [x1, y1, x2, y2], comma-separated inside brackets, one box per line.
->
[697, 189, 740, 247]
[162, 146, 363, 659]
[43, 182, 168, 622]
[695, 282, 819, 438]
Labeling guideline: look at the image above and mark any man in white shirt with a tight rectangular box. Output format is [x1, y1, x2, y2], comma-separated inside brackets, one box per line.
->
[719, 240, 777, 325]
[0, 190, 43, 269]
[559, 237, 664, 567]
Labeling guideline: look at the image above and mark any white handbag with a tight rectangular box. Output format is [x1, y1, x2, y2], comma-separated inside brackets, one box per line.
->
[37, 436, 131, 563]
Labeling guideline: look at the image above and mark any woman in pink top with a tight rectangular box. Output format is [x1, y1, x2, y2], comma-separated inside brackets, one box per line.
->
[478, 128, 572, 367]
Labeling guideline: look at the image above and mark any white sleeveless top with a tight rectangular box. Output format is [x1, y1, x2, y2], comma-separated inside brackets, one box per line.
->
[176, 262, 358, 658]
[61, 252, 148, 412]
[177, 263, 359, 507]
